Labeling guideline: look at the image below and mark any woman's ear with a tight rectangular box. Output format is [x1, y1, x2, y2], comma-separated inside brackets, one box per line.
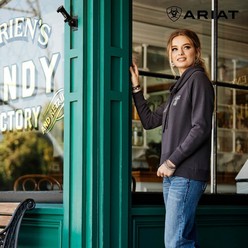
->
[195, 48, 201, 64]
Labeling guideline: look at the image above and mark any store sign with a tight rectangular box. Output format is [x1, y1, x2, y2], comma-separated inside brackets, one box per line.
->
[0, 17, 64, 133]
[183, 10, 239, 20]
[41, 88, 64, 134]
[2, 53, 60, 101]
[166, 6, 239, 22]
[0, 17, 51, 47]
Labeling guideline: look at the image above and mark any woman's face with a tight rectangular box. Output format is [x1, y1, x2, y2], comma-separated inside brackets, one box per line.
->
[170, 35, 197, 75]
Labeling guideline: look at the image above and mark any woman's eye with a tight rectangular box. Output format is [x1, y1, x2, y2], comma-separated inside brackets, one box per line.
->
[184, 46, 191, 50]
[172, 48, 177, 52]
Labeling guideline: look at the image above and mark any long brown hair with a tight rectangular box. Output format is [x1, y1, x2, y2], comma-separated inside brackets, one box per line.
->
[167, 29, 208, 77]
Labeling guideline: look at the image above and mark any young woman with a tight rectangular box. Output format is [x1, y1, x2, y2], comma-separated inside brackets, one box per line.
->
[130, 29, 214, 247]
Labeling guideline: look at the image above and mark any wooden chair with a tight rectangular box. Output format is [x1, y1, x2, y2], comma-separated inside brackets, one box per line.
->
[13, 174, 63, 191]
[0, 198, 35, 248]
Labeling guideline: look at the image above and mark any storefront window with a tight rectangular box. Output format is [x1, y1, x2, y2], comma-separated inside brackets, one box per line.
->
[0, 0, 64, 192]
[132, 0, 248, 194]
[216, 1, 248, 193]
[132, 42, 174, 191]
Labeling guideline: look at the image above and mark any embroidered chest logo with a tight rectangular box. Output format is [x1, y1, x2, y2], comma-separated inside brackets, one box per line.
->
[172, 95, 181, 106]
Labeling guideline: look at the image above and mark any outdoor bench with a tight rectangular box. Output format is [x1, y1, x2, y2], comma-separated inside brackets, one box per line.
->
[0, 198, 35, 248]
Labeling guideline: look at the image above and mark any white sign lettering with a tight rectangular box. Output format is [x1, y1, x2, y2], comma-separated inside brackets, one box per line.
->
[0, 17, 63, 134]
[0, 17, 51, 47]
[2, 53, 61, 101]
[0, 106, 42, 132]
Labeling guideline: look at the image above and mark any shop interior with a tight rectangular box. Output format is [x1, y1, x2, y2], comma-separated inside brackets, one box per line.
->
[131, 0, 248, 194]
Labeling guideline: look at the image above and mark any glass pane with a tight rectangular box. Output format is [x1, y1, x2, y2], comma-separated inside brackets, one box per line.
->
[217, 89, 248, 193]
[147, 46, 170, 74]
[217, 1, 248, 193]
[217, 2, 248, 85]
[132, 0, 211, 192]
[132, 76, 171, 192]
[132, 0, 248, 194]
[0, 0, 64, 191]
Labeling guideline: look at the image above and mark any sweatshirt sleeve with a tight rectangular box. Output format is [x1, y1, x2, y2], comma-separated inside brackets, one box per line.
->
[132, 91, 165, 130]
[168, 72, 214, 166]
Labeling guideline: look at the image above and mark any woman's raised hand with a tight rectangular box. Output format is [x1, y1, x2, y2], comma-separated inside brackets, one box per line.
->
[129, 62, 140, 87]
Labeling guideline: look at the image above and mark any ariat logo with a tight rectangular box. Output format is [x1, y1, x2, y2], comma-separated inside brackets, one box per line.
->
[173, 95, 181, 106]
[166, 6, 182, 22]
[166, 6, 239, 22]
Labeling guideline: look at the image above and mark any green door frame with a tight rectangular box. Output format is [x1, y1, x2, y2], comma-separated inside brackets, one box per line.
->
[63, 0, 132, 247]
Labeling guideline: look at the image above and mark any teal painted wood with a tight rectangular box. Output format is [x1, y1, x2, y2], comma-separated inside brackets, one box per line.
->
[18, 204, 63, 248]
[131, 206, 248, 248]
[16, 203, 248, 248]
[63, 0, 131, 247]
[197, 206, 248, 248]
[63, 0, 85, 247]
[131, 207, 165, 248]
[99, 0, 132, 247]
[84, 1, 100, 248]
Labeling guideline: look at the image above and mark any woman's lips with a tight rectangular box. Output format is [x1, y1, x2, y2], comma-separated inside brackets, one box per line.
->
[177, 57, 186, 62]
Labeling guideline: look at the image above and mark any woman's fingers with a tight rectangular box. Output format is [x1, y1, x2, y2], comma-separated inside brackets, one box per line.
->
[130, 63, 139, 86]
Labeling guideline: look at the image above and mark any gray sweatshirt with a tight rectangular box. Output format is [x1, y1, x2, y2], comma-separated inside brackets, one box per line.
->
[133, 66, 214, 181]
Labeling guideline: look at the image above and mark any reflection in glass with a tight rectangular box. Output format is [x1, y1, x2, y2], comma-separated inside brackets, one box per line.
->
[0, 0, 64, 191]
[131, 75, 174, 192]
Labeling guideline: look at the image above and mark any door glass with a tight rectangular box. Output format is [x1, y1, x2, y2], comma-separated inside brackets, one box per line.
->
[132, 0, 211, 192]
[0, 0, 64, 191]
[217, 1, 248, 193]
[132, 0, 248, 194]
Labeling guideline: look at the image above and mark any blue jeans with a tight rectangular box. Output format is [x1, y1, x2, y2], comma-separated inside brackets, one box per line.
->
[163, 176, 206, 248]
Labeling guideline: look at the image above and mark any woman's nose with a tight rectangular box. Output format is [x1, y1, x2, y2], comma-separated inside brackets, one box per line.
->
[178, 49, 184, 55]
